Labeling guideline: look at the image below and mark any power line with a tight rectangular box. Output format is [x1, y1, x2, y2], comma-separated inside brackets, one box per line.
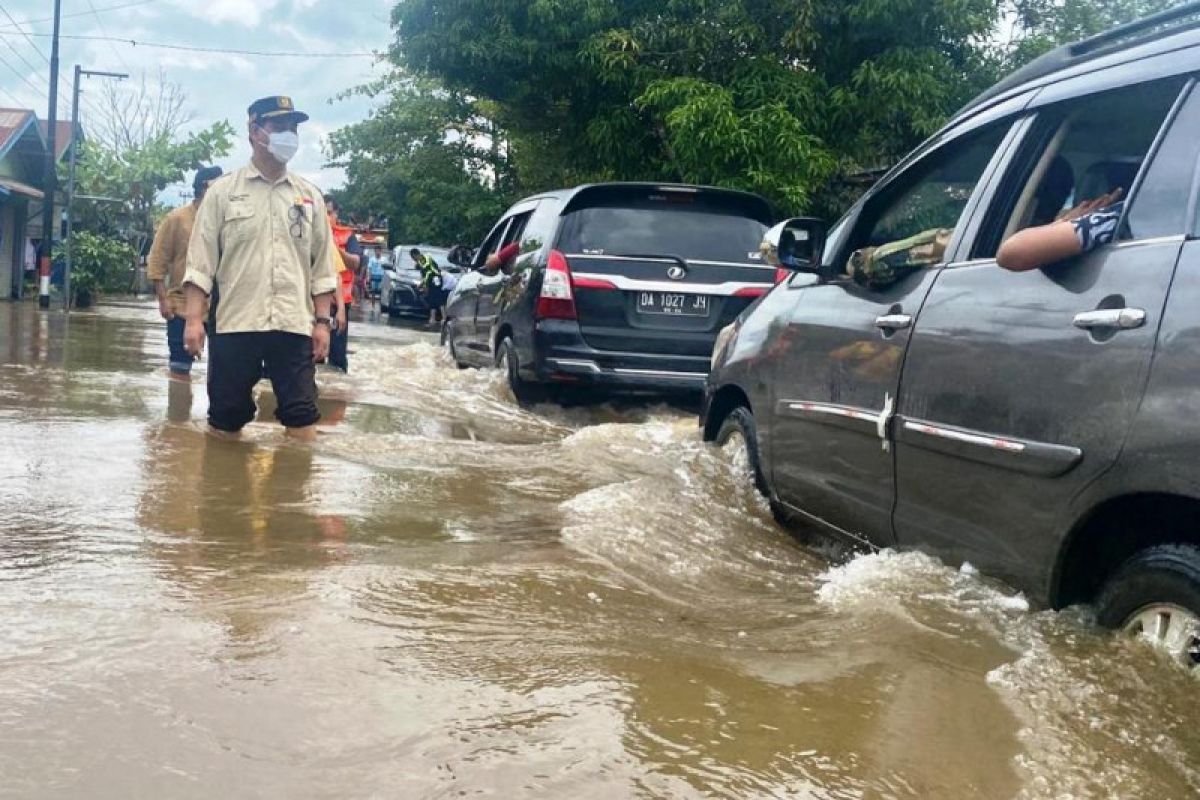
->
[0, 0, 162, 30]
[0, 31, 377, 58]
[0, 3, 107, 124]
[84, 0, 131, 72]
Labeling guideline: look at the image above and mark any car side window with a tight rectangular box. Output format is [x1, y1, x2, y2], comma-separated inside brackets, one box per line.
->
[501, 211, 533, 248]
[518, 202, 559, 258]
[472, 220, 511, 270]
[974, 77, 1187, 258]
[838, 123, 1009, 283]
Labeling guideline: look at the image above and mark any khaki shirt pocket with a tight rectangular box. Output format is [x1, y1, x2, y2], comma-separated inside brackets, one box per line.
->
[221, 201, 256, 248]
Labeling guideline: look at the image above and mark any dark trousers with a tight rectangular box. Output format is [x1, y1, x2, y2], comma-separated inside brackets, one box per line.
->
[207, 331, 320, 432]
[166, 316, 194, 375]
[329, 304, 349, 372]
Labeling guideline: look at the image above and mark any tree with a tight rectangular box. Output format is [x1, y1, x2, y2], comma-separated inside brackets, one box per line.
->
[71, 73, 235, 253]
[326, 77, 512, 245]
[391, 0, 1006, 215]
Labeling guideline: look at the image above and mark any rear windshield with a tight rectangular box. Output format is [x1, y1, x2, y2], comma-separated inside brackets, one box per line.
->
[558, 195, 769, 264]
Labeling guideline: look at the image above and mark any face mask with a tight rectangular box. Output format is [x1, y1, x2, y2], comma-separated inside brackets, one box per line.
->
[266, 131, 299, 164]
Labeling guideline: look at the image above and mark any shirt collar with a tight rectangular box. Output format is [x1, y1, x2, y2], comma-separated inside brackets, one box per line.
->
[244, 161, 295, 188]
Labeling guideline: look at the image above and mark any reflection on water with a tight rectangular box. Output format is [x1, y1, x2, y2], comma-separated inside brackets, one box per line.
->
[0, 300, 1197, 799]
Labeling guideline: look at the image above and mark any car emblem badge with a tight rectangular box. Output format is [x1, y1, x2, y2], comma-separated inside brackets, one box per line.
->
[667, 265, 687, 280]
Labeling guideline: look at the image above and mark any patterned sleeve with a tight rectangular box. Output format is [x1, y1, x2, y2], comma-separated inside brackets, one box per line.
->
[1071, 201, 1124, 254]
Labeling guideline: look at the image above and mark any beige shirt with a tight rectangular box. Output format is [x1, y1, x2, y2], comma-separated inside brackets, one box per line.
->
[146, 203, 200, 316]
[182, 163, 338, 337]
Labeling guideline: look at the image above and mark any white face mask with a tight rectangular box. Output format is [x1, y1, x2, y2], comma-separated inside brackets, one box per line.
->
[266, 130, 299, 164]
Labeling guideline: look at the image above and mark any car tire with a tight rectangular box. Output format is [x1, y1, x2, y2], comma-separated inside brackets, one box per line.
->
[496, 337, 543, 404]
[1095, 544, 1200, 672]
[714, 406, 768, 497]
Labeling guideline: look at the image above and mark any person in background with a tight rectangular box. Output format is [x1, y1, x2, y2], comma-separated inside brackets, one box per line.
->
[411, 247, 444, 327]
[366, 247, 384, 307]
[325, 195, 361, 372]
[181, 95, 338, 441]
[147, 165, 223, 382]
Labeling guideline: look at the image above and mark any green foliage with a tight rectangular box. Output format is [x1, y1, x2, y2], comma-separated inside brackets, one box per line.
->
[71, 120, 235, 247]
[331, 0, 1187, 238]
[326, 78, 511, 245]
[53, 231, 137, 306]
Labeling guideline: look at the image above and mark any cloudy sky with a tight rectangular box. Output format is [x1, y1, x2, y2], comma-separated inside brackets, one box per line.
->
[0, 0, 393, 205]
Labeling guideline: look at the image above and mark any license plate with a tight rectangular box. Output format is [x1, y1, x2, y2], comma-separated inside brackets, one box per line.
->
[636, 292, 709, 317]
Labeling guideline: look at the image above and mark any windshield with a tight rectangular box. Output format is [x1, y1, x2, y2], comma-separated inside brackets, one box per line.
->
[558, 201, 768, 264]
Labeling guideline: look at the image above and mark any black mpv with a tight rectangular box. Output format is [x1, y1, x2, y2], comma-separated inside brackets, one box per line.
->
[444, 183, 780, 399]
[705, 5, 1200, 672]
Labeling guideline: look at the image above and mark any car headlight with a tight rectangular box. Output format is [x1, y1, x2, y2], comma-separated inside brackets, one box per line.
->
[712, 323, 737, 368]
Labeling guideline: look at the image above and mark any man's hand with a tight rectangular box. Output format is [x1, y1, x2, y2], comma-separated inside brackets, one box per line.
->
[184, 318, 206, 358]
[311, 323, 331, 362]
[335, 304, 347, 332]
[1058, 187, 1124, 222]
[157, 295, 173, 320]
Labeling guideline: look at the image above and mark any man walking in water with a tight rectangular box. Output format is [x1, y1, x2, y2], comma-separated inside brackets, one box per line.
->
[181, 95, 338, 441]
[147, 165, 222, 382]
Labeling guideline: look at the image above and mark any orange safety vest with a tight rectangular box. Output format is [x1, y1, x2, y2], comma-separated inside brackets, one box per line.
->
[330, 219, 355, 305]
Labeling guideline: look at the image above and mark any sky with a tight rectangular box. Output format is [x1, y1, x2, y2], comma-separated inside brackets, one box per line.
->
[0, 0, 393, 205]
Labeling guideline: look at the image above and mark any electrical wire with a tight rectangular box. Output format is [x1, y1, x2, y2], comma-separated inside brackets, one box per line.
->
[84, 0, 131, 72]
[0, 31, 377, 58]
[0, 0, 162, 30]
[0, 4, 104, 122]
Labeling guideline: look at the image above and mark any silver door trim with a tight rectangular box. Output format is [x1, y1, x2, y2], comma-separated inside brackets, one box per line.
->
[566, 253, 770, 269]
[897, 417, 1082, 476]
[571, 271, 770, 296]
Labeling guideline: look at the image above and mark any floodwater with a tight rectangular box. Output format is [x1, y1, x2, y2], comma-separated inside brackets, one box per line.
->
[0, 299, 1197, 800]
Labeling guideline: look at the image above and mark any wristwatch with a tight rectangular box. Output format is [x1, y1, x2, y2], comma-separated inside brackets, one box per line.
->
[314, 315, 336, 330]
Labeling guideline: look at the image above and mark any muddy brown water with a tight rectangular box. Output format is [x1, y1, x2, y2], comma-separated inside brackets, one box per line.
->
[0, 300, 1197, 799]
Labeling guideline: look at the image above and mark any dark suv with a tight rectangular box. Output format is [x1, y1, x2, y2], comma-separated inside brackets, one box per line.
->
[443, 183, 779, 399]
[704, 6, 1200, 670]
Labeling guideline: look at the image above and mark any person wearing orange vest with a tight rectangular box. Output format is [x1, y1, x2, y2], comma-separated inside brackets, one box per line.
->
[325, 195, 360, 372]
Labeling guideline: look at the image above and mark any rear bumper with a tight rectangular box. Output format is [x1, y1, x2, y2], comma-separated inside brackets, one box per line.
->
[533, 319, 710, 391]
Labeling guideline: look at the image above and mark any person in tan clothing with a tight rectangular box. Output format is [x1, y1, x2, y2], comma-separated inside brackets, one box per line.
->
[147, 166, 222, 381]
[181, 96, 338, 441]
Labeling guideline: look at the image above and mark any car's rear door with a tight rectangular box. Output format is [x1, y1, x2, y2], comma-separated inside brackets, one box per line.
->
[475, 204, 535, 354]
[892, 76, 1195, 592]
[556, 186, 772, 365]
[769, 117, 1018, 549]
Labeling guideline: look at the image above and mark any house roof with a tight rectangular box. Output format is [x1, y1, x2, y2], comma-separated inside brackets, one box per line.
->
[0, 109, 38, 161]
[37, 119, 75, 161]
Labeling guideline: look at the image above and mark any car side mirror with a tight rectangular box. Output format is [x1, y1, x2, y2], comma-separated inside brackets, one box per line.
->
[761, 217, 827, 275]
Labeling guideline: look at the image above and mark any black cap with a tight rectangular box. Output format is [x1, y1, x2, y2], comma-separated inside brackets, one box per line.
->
[247, 96, 309, 125]
[193, 165, 223, 191]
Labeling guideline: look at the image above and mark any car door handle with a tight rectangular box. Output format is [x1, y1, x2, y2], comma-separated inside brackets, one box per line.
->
[1072, 308, 1146, 330]
[874, 314, 913, 330]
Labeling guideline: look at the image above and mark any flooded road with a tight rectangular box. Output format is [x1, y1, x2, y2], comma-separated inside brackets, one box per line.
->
[1, 299, 1197, 799]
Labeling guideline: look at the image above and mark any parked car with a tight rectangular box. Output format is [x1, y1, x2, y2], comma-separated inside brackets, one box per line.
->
[704, 6, 1200, 670]
[443, 182, 781, 400]
[380, 245, 456, 317]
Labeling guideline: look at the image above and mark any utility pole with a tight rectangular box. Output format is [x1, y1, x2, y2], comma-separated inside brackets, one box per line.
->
[64, 65, 127, 311]
[38, 0, 63, 309]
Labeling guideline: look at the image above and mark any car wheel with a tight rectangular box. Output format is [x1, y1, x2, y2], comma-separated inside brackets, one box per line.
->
[714, 406, 768, 497]
[1096, 544, 1200, 673]
[443, 322, 468, 370]
[496, 337, 543, 403]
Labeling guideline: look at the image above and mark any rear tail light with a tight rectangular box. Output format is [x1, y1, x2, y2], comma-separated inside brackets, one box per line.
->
[537, 250, 577, 320]
[733, 268, 789, 299]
